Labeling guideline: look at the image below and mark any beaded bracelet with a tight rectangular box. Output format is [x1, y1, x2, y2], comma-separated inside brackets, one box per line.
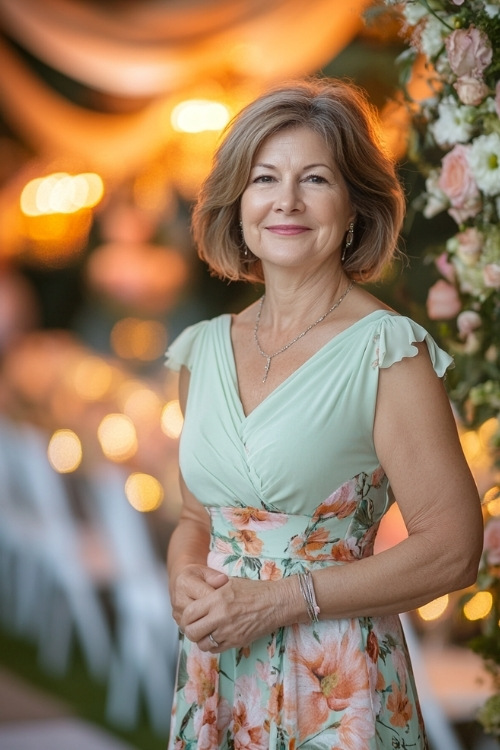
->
[298, 570, 320, 624]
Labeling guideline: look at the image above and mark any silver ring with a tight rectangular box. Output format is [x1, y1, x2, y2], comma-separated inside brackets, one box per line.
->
[208, 633, 219, 648]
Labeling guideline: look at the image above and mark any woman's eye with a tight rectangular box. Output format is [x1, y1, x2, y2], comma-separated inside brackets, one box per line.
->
[253, 174, 275, 183]
[305, 174, 328, 184]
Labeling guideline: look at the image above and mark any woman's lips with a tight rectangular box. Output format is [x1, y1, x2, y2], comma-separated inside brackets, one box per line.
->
[266, 225, 309, 235]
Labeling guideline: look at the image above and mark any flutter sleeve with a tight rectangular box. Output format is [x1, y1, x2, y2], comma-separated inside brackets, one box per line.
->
[165, 320, 208, 372]
[374, 314, 454, 377]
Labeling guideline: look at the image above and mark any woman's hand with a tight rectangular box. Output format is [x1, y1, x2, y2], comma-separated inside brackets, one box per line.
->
[180, 575, 300, 652]
[170, 564, 228, 629]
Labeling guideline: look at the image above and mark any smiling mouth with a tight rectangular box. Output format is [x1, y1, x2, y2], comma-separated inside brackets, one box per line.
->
[266, 225, 309, 235]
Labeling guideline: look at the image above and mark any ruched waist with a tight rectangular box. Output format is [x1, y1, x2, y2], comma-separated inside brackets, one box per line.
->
[206, 505, 376, 572]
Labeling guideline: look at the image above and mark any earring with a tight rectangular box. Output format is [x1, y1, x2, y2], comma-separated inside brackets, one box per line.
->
[239, 220, 250, 259]
[342, 222, 354, 263]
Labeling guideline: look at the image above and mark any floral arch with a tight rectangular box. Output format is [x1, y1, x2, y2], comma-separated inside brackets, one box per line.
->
[381, 0, 500, 737]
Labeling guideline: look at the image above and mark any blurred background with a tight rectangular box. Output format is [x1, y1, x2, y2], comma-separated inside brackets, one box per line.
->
[0, 1, 496, 749]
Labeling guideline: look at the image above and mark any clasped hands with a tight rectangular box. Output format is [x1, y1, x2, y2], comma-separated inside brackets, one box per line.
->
[170, 563, 290, 652]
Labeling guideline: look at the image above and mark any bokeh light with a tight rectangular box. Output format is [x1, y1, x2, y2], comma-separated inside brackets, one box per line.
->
[110, 318, 167, 361]
[97, 413, 138, 462]
[417, 595, 449, 622]
[121, 384, 162, 423]
[125, 472, 164, 512]
[161, 399, 183, 439]
[72, 356, 116, 401]
[47, 429, 83, 473]
[171, 100, 231, 133]
[20, 172, 104, 216]
[484, 486, 500, 516]
[463, 591, 493, 621]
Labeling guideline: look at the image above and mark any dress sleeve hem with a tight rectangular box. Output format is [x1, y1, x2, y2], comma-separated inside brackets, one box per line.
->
[375, 315, 454, 378]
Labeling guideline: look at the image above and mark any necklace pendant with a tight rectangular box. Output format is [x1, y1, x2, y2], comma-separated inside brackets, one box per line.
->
[262, 357, 271, 383]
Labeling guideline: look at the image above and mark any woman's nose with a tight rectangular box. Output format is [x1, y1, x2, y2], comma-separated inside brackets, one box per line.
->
[274, 180, 304, 212]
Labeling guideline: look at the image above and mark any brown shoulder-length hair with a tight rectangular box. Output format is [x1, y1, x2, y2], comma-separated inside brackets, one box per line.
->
[191, 77, 406, 284]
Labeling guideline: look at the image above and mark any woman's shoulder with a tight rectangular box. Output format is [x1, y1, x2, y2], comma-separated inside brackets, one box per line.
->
[165, 314, 229, 371]
[371, 311, 454, 378]
[348, 287, 453, 377]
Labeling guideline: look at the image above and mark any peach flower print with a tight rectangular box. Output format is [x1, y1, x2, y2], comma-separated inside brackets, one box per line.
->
[193, 694, 231, 750]
[313, 481, 358, 520]
[221, 506, 288, 530]
[287, 622, 370, 739]
[335, 706, 375, 750]
[260, 560, 282, 580]
[229, 529, 263, 555]
[387, 680, 413, 728]
[371, 464, 386, 488]
[184, 649, 218, 706]
[256, 659, 271, 684]
[366, 630, 379, 663]
[213, 538, 234, 555]
[231, 674, 269, 750]
[331, 537, 360, 562]
[267, 681, 284, 725]
[290, 527, 330, 560]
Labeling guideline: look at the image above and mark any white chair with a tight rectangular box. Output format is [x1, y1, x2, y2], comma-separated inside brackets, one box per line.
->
[86, 464, 178, 735]
[0, 418, 112, 680]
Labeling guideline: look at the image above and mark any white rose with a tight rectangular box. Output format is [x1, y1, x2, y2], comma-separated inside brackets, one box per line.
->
[485, 4, 500, 18]
[423, 171, 448, 218]
[403, 4, 428, 24]
[468, 133, 500, 196]
[420, 16, 446, 58]
[430, 96, 475, 147]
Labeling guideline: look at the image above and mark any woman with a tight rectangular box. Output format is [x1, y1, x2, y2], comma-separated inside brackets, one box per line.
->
[165, 78, 483, 749]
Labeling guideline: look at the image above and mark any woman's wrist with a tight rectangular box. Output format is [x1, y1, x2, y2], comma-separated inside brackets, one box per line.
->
[272, 574, 314, 628]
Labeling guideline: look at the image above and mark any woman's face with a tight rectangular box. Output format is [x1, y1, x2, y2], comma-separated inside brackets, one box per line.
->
[240, 126, 355, 274]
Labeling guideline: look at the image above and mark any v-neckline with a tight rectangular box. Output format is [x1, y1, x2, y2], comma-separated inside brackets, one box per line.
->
[226, 308, 391, 419]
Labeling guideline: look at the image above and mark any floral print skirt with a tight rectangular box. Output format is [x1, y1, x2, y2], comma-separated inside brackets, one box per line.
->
[168, 499, 429, 750]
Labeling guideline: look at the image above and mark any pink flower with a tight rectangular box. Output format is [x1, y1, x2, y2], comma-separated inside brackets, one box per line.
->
[426, 280, 461, 320]
[484, 518, 500, 565]
[483, 263, 500, 288]
[435, 252, 456, 282]
[455, 227, 483, 266]
[454, 75, 489, 106]
[457, 310, 482, 337]
[445, 27, 492, 79]
[438, 144, 481, 223]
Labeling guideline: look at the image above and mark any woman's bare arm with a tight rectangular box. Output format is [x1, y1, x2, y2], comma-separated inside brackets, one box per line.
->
[166, 366, 228, 626]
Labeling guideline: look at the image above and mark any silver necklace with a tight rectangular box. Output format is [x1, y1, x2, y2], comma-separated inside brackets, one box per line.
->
[253, 281, 354, 383]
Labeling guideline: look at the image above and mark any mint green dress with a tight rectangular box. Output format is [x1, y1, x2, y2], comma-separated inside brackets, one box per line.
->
[166, 309, 452, 750]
